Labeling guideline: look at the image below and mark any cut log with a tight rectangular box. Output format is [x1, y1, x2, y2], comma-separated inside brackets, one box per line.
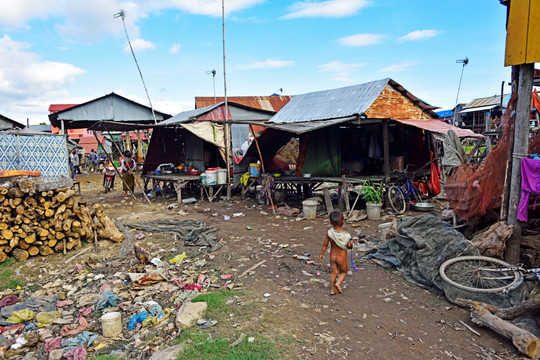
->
[0, 187, 8, 195]
[28, 246, 39, 256]
[12, 248, 29, 261]
[94, 204, 124, 242]
[457, 296, 540, 321]
[19, 239, 30, 250]
[56, 232, 65, 240]
[468, 302, 540, 359]
[0, 251, 6, 263]
[45, 209, 54, 217]
[63, 218, 73, 232]
[39, 246, 53, 256]
[54, 190, 74, 204]
[25, 234, 35, 244]
[0, 223, 7, 230]
[48, 239, 57, 247]
[9, 237, 19, 248]
[2, 229, 13, 240]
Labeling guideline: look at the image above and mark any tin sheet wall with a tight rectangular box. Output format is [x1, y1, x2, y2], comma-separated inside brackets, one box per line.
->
[0, 133, 69, 182]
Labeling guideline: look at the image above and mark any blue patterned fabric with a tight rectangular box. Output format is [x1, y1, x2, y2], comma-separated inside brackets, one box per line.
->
[0, 133, 69, 182]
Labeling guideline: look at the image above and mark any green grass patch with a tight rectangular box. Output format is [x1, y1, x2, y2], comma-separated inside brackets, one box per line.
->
[178, 335, 284, 360]
[177, 290, 294, 359]
[90, 356, 118, 360]
[0, 258, 25, 291]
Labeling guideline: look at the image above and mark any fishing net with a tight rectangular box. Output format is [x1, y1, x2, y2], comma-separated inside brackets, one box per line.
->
[445, 94, 517, 221]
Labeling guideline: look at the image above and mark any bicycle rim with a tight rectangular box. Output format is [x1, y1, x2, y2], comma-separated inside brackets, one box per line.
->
[387, 185, 406, 214]
[439, 256, 523, 293]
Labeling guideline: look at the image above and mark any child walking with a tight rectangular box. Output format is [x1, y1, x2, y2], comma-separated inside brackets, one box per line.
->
[319, 210, 354, 295]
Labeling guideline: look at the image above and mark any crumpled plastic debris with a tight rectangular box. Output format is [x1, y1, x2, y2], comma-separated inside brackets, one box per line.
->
[182, 284, 202, 291]
[45, 338, 62, 354]
[142, 309, 171, 327]
[0, 295, 19, 309]
[61, 331, 98, 352]
[7, 308, 35, 324]
[60, 316, 88, 337]
[169, 252, 187, 264]
[36, 311, 59, 328]
[56, 300, 74, 308]
[78, 294, 100, 307]
[78, 307, 93, 318]
[95, 291, 122, 311]
[127, 311, 149, 331]
[64, 345, 87, 360]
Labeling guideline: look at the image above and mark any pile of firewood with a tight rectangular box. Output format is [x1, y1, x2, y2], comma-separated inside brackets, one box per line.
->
[0, 177, 123, 263]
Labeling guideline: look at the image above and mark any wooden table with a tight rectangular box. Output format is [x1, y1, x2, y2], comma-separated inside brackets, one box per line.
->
[200, 183, 227, 202]
[142, 174, 200, 203]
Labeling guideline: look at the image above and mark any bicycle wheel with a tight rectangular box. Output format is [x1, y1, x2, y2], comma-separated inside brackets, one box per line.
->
[387, 185, 406, 214]
[439, 256, 523, 293]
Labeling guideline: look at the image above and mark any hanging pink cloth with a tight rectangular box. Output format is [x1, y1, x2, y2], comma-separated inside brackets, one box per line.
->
[517, 158, 540, 221]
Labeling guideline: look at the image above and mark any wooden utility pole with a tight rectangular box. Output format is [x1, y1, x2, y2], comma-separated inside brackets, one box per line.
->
[505, 63, 534, 264]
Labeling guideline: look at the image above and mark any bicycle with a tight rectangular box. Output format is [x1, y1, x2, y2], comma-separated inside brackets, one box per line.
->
[386, 166, 424, 214]
[439, 255, 540, 294]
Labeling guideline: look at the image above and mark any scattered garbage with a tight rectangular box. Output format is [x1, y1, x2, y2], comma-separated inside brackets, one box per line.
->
[181, 198, 197, 204]
[101, 312, 122, 338]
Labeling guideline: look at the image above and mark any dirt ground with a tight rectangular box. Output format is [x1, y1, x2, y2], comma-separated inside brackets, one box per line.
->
[9, 172, 528, 359]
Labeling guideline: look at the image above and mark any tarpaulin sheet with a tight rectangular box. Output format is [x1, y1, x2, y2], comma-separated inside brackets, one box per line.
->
[301, 127, 341, 177]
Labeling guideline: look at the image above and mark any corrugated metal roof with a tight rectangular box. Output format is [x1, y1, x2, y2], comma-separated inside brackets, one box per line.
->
[49, 92, 171, 130]
[462, 94, 511, 109]
[269, 79, 390, 124]
[392, 119, 484, 138]
[195, 96, 292, 112]
[160, 103, 223, 125]
[459, 104, 497, 114]
[48, 104, 78, 113]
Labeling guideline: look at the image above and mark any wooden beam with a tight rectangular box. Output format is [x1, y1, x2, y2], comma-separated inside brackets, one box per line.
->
[382, 119, 390, 182]
[506, 63, 535, 264]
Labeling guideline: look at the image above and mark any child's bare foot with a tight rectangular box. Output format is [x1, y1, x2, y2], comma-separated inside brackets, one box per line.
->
[335, 283, 343, 294]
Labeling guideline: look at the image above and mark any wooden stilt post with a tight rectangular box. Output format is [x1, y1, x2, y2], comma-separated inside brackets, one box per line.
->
[505, 63, 534, 264]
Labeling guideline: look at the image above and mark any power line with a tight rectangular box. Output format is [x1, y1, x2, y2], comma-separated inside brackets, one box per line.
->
[114, 9, 157, 124]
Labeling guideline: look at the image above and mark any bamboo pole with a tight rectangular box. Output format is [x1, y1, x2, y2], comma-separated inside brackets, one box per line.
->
[101, 128, 152, 205]
[249, 125, 275, 214]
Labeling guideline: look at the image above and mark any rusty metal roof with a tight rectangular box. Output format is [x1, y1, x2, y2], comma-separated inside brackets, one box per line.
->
[462, 94, 511, 109]
[392, 118, 484, 138]
[195, 96, 292, 112]
[268, 78, 437, 124]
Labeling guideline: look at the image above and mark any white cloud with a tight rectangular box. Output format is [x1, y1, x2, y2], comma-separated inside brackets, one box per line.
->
[398, 29, 442, 42]
[338, 33, 383, 47]
[238, 58, 295, 70]
[0, 35, 85, 98]
[283, 0, 369, 19]
[0, 0, 264, 41]
[318, 60, 366, 73]
[378, 61, 418, 72]
[318, 61, 366, 82]
[0, 34, 85, 122]
[169, 43, 181, 54]
[124, 38, 155, 53]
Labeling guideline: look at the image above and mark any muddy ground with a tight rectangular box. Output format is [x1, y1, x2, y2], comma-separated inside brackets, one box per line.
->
[8, 173, 528, 359]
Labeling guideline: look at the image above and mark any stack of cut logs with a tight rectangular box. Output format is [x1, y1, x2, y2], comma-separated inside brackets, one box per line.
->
[0, 177, 123, 263]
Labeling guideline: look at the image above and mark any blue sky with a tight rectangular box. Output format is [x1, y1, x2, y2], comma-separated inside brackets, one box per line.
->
[0, 0, 515, 125]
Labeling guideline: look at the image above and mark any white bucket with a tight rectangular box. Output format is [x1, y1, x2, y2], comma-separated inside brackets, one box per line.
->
[101, 312, 121, 338]
[217, 169, 227, 185]
[378, 222, 392, 242]
[302, 200, 318, 219]
[206, 169, 217, 185]
[366, 203, 382, 220]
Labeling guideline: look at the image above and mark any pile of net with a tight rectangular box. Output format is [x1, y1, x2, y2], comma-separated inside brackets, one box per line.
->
[124, 219, 220, 252]
[446, 93, 540, 221]
[368, 214, 533, 307]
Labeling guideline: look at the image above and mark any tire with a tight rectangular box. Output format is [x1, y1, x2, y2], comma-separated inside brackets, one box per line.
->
[104, 179, 110, 193]
[439, 256, 523, 293]
[387, 185, 406, 214]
